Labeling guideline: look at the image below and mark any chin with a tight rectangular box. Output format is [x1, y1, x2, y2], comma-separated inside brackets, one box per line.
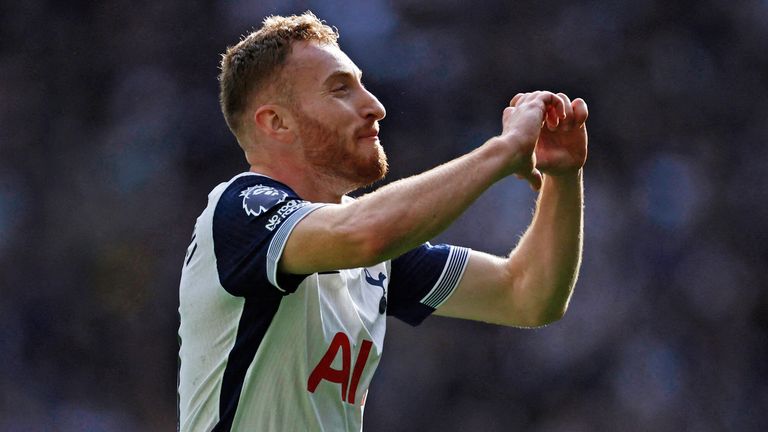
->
[350, 147, 388, 188]
[369, 145, 389, 180]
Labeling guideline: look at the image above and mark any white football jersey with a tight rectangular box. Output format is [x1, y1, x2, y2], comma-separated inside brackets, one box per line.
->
[178, 172, 470, 431]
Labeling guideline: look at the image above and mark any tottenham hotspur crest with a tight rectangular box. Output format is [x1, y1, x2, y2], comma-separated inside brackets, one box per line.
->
[240, 184, 288, 217]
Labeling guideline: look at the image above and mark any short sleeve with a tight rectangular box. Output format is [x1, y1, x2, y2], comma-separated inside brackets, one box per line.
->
[212, 175, 326, 297]
[387, 243, 471, 326]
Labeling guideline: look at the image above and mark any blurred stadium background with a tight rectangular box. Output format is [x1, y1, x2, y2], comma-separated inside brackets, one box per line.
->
[1, 0, 767, 430]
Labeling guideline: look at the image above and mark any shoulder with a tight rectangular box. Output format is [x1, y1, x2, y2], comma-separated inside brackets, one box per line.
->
[210, 173, 315, 295]
[217, 173, 302, 217]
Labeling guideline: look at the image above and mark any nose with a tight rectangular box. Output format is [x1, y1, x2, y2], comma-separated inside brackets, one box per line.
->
[361, 88, 386, 121]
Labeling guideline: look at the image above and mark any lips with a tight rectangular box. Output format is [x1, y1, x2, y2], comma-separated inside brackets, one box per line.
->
[357, 130, 379, 139]
[356, 125, 379, 140]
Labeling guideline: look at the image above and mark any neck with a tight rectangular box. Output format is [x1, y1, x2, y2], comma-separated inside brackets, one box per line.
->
[244, 137, 360, 204]
[249, 163, 351, 204]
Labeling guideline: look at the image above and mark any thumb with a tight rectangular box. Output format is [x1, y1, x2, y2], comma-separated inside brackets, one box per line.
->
[501, 106, 515, 130]
[523, 168, 542, 191]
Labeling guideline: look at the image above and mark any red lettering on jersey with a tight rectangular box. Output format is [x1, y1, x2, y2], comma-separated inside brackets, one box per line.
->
[347, 339, 373, 404]
[307, 332, 374, 405]
[307, 332, 351, 400]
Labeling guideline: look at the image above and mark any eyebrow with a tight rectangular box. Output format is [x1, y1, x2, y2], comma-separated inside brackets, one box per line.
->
[323, 68, 363, 86]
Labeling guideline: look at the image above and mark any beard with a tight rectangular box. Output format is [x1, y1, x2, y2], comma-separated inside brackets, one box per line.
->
[294, 108, 388, 192]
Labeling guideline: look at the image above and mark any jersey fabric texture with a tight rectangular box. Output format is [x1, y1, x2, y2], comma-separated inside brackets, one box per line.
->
[178, 172, 470, 431]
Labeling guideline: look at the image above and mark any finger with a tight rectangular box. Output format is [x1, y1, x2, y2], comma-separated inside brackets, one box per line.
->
[557, 93, 574, 131]
[525, 168, 543, 191]
[571, 98, 589, 126]
[545, 91, 570, 130]
[540, 91, 566, 120]
[545, 105, 559, 131]
[557, 93, 573, 117]
[510, 93, 526, 107]
[516, 92, 540, 109]
[501, 106, 515, 130]
[502, 106, 515, 121]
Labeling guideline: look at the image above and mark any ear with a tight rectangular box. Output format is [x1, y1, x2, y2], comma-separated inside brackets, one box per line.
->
[252, 104, 296, 143]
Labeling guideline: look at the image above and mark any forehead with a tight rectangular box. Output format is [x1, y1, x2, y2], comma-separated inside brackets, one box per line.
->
[284, 42, 361, 88]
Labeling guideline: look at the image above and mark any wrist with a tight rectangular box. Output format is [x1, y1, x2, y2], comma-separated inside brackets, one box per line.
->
[485, 135, 533, 179]
[543, 167, 582, 178]
[542, 169, 582, 189]
[482, 136, 519, 180]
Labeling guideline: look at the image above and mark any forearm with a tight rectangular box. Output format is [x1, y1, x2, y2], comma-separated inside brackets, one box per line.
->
[346, 139, 511, 261]
[427, 93, 587, 327]
[508, 170, 583, 324]
[281, 91, 570, 275]
[281, 139, 515, 274]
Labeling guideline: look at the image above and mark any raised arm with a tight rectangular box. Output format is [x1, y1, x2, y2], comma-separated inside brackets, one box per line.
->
[279, 91, 568, 275]
[436, 94, 588, 327]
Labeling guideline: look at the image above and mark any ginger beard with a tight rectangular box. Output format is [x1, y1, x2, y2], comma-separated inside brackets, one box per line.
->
[293, 107, 388, 191]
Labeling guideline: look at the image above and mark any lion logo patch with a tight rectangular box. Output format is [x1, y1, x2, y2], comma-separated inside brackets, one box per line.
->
[240, 185, 288, 217]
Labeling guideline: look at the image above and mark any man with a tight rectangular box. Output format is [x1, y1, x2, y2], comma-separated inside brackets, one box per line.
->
[178, 11, 588, 432]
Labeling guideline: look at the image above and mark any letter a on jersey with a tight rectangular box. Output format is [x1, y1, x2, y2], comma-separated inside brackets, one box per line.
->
[307, 332, 373, 404]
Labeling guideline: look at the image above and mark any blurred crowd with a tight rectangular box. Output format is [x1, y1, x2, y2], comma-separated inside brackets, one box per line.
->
[1, 0, 766, 430]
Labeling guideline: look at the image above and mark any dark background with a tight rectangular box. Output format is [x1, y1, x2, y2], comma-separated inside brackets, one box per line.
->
[2, 0, 767, 430]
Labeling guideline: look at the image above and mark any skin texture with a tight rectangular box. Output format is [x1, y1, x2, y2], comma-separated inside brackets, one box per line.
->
[240, 41, 588, 328]
[241, 42, 387, 203]
[293, 103, 388, 192]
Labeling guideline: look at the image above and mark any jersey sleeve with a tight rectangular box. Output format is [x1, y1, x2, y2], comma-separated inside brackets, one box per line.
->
[387, 243, 471, 326]
[212, 176, 326, 297]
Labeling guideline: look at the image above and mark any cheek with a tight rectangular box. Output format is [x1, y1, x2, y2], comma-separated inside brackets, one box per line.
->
[307, 118, 343, 142]
[299, 117, 345, 160]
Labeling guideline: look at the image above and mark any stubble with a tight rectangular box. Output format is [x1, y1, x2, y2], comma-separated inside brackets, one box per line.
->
[294, 108, 388, 192]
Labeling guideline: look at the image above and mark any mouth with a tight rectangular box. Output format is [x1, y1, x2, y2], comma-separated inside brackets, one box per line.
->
[356, 126, 380, 141]
[358, 133, 379, 141]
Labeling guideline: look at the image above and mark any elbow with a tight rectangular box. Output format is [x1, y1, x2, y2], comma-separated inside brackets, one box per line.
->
[509, 303, 568, 329]
[500, 268, 573, 328]
[532, 304, 568, 327]
[528, 283, 574, 327]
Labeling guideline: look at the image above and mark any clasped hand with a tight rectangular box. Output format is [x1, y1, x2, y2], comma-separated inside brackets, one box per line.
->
[498, 91, 589, 190]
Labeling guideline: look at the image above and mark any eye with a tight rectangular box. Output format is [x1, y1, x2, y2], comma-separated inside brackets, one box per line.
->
[331, 84, 349, 93]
